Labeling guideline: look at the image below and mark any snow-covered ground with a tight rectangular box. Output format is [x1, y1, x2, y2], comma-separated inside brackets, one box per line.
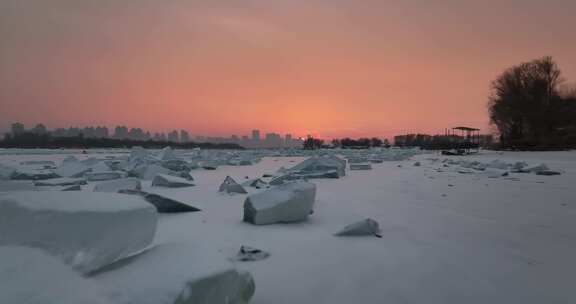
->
[1, 149, 575, 303]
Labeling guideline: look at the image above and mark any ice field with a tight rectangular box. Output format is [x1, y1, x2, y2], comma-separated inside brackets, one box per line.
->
[1, 148, 575, 304]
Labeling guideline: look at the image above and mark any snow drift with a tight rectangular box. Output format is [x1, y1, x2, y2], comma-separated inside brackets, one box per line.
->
[95, 244, 255, 304]
[0, 246, 108, 304]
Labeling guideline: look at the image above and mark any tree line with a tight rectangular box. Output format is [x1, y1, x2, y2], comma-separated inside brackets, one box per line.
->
[332, 137, 390, 148]
[303, 136, 390, 150]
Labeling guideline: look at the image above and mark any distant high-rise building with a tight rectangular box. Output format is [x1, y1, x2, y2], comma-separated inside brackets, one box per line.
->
[114, 126, 129, 139]
[252, 130, 260, 142]
[239, 136, 248, 147]
[264, 133, 282, 148]
[167, 130, 179, 143]
[180, 130, 190, 143]
[82, 127, 96, 138]
[11, 122, 25, 136]
[128, 128, 146, 140]
[96, 126, 109, 138]
[285, 134, 292, 147]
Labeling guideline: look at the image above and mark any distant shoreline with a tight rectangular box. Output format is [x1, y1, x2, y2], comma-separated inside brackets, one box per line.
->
[0, 134, 244, 150]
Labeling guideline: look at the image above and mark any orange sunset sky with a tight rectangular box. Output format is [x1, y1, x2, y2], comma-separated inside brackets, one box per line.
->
[1, 0, 575, 139]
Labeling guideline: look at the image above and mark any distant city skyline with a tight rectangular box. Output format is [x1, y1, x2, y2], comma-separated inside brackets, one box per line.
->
[0, 120, 481, 142]
[5, 122, 303, 148]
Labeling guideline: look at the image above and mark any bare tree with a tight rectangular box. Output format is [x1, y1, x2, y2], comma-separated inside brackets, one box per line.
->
[488, 56, 570, 148]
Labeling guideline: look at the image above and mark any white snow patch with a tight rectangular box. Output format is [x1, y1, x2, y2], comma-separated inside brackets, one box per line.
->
[0, 246, 109, 304]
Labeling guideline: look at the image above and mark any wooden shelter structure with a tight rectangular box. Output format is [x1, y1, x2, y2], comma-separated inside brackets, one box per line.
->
[441, 126, 481, 155]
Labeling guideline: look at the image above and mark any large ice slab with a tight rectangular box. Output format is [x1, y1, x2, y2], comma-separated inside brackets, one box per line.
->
[335, 218, 382, 237]
[21, 160, 56, 167]
[242, 178, 268, 189]
[201, 160, 219, 170]
[161, 159, 195, 172]
[85, 171, 124, 181]
[12, 166, 58, 180]
[0, 164, 15, 180]
[0, 180, 38, 192]
[34, 177, 87, 187]
[349, 163, 372, 170]
[152, 173, 195, 188]
[0, 246, 107, 304]
[159, 146, 178, 161]
[288, 156, 346, 178]
[118, 190, 201, 213]
[54, 161, 91, 178]
[0, 191, 157, 274]
[37, 184, 83, 191]
[95, 244, 255, 304]
[219, 176, 248, 194]
[93, 178, 142, 193]
[81, 157, 101, 167]
[62, 155, 79, 163]
[129, 146, 150, 162]
[89, 162, 112, 173]
[243, 181, 316, 225]
[130, 164, 179, 180]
